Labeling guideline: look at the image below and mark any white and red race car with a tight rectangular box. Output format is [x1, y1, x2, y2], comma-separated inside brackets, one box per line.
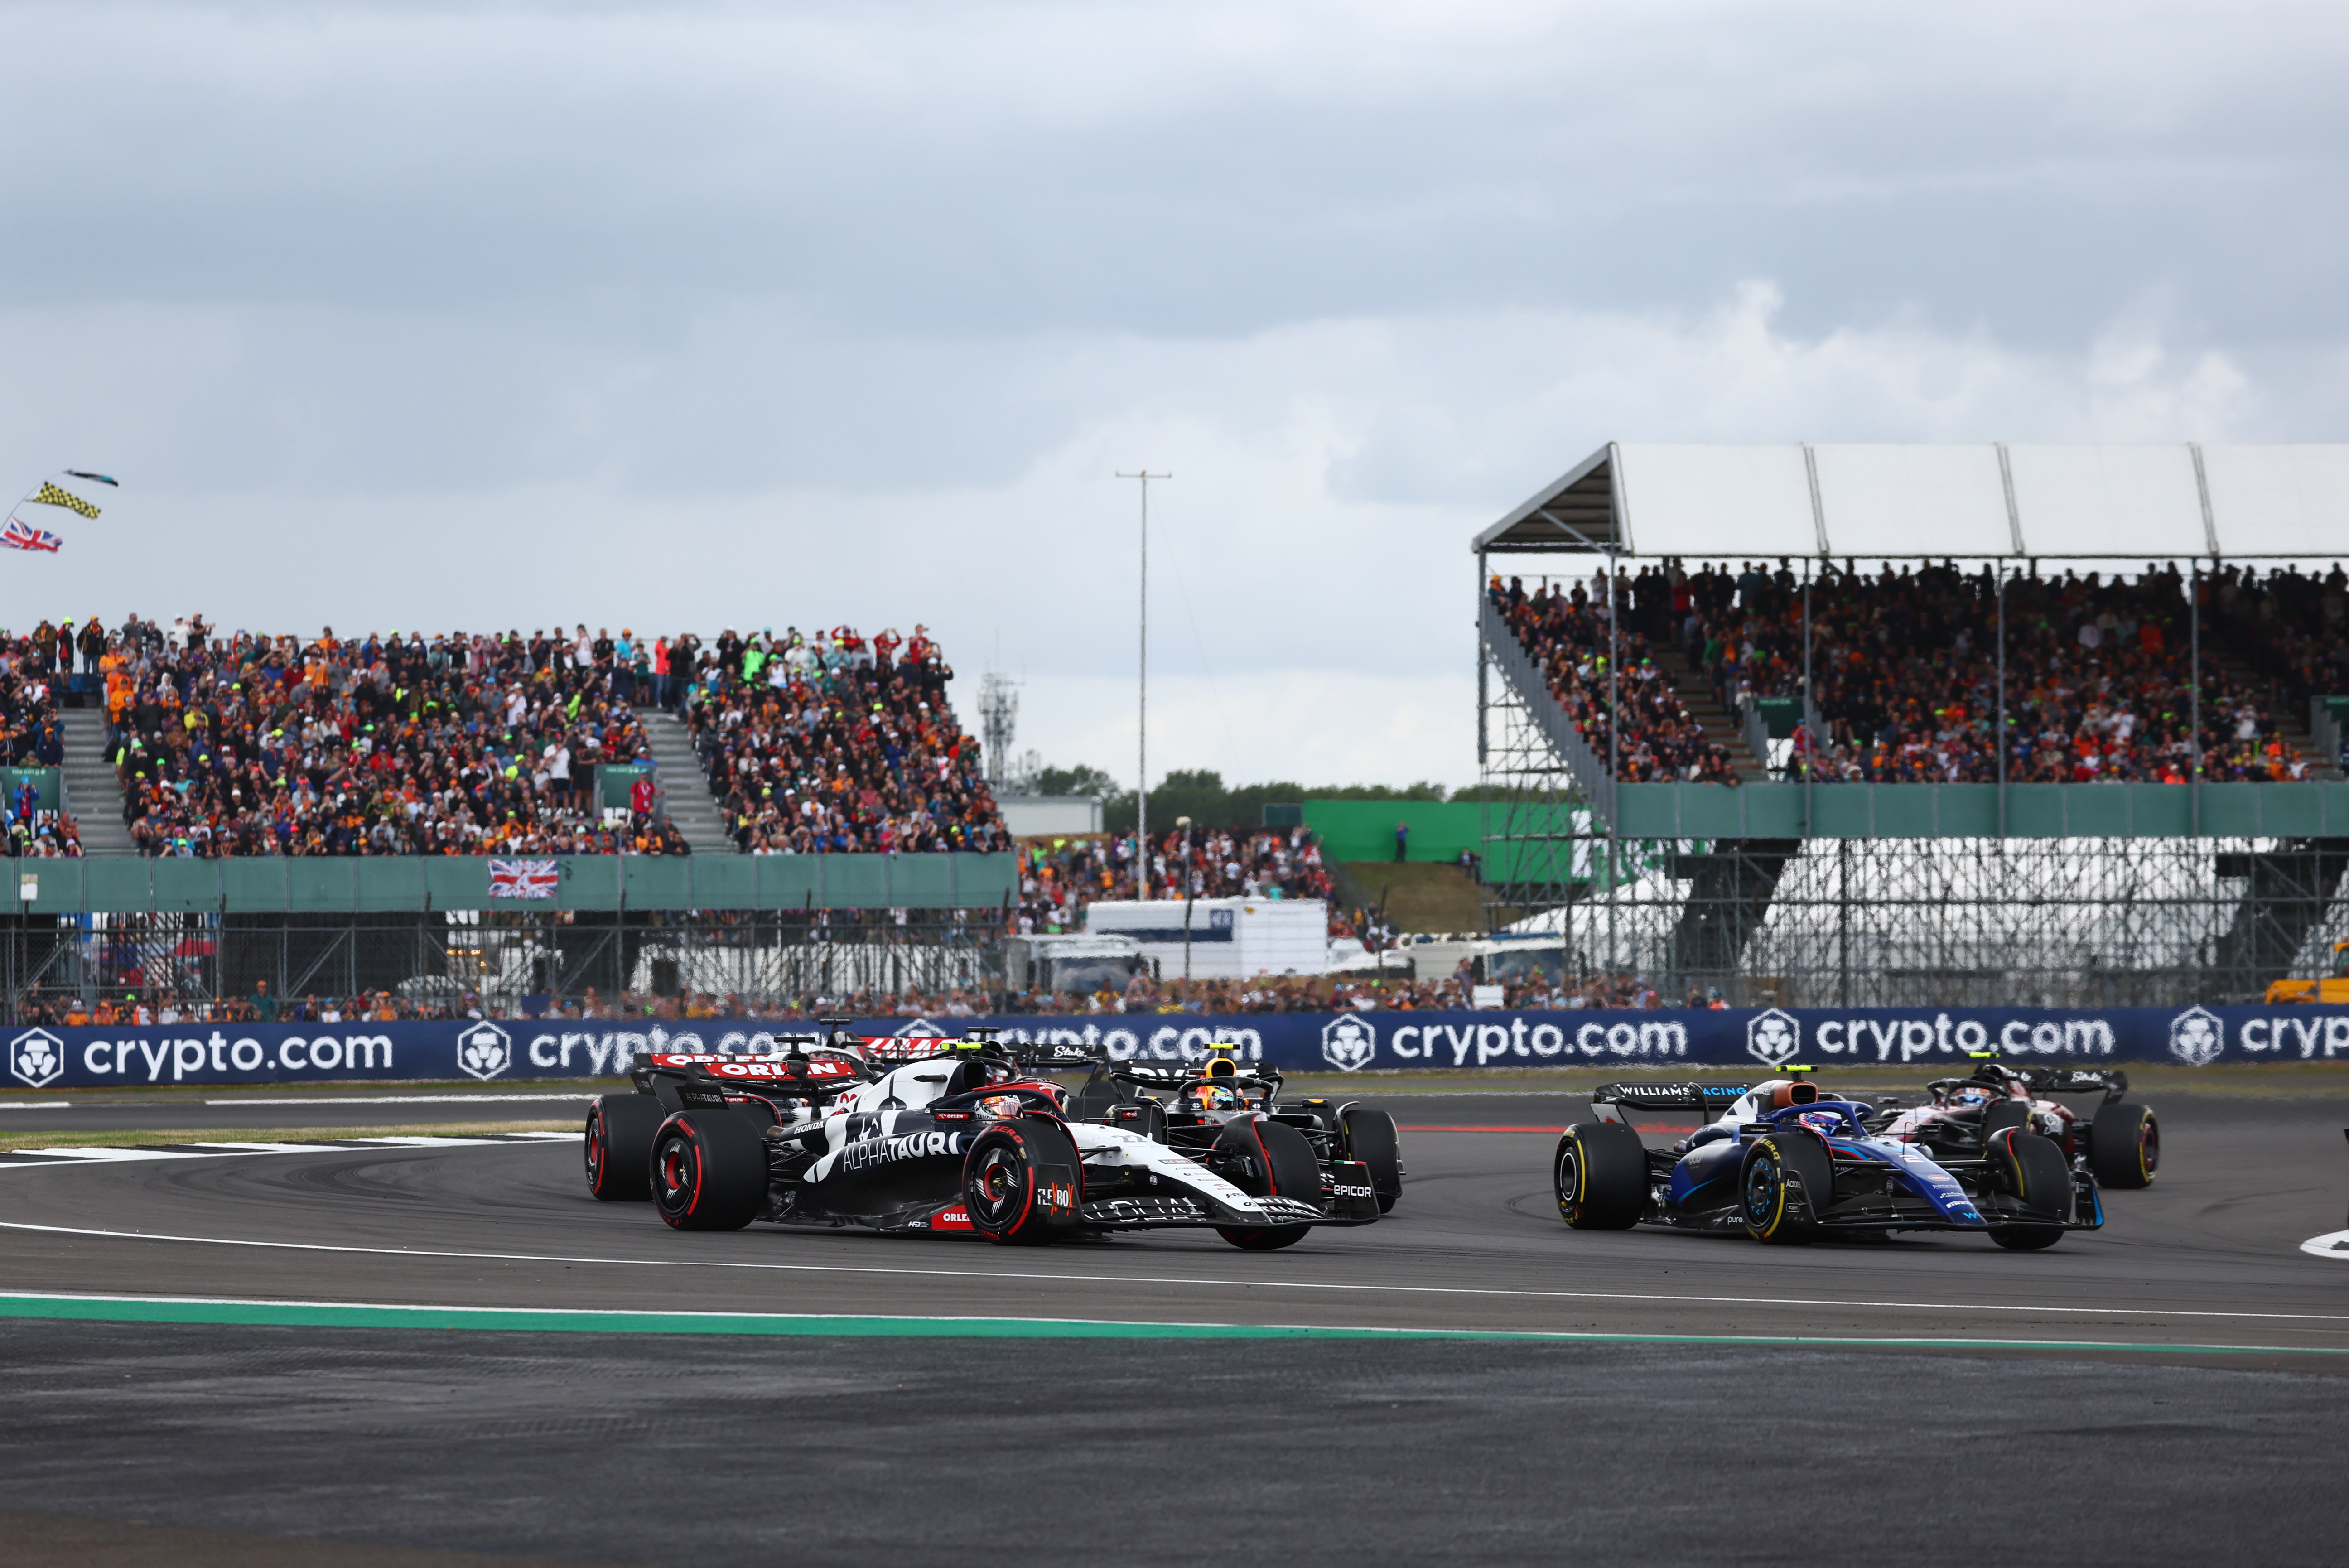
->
[582, 1026, 1383, 1250]
[1867, 1058, 2158, 1189]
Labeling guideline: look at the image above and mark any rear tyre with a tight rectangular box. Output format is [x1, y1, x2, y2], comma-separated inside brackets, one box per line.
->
[2087, 1101, 2158, 1189]
[1553, 1122, 1646, 1230]
[1339, 1106, 1404, 1214]
[584, 1094, 666, 1201]
[1986, 1128, 2073, 1251]
[1214, 1117, 1320, 1250]
[1740, 1134, 1829, 1244]
[962, 1118, 1083, 1245]
[651, 1111, 769, 1231]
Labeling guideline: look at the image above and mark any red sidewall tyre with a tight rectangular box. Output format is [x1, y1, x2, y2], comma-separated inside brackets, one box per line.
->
[651, 1111, 769, 1231]
[584, 1094, 666, 1202]
[962, 1118, 1082, 1245]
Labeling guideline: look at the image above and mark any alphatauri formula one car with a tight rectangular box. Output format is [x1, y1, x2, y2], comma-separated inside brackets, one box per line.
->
[584, 1028, 1383, 1250]
[1867, 1058, 2157, 1190]
[1554, 1071, 2105, 1249]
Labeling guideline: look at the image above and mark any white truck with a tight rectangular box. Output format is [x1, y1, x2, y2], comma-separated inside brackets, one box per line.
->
[1082, 897, 1329, 981]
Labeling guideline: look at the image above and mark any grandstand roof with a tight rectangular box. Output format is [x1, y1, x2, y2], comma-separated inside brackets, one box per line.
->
[1474, 442, 2349, 560]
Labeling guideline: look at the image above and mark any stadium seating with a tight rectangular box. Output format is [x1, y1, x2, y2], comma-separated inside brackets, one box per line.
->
[1490, 576, 1746, 783]
[40, 617, 1003, 857]
[1495, 562, 2336, 785]
[682, 626, 1006, 854]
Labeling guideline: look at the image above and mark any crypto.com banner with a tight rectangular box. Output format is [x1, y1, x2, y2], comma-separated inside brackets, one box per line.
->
[9, 1006, 2349, 1090]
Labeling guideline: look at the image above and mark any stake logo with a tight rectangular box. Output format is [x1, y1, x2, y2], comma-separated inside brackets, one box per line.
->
[457, 1022, 514, 1080]
[8, 1027, 63, 1089]
[1745, 1009, 1801, 1069]
[2166, 1006, 2224, 1068]
[1320, 1015, 1377, 1072]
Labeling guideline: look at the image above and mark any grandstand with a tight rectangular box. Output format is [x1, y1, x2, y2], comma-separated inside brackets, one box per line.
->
[1473, 443, 2349, 1007]
[0, 618, 1017, 1022]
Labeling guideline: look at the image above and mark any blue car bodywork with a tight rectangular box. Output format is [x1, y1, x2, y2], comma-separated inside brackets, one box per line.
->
[1564, 1078, 2104, 1244]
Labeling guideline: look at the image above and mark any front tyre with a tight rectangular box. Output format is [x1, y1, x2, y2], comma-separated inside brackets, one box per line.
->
[1214, 1116, 1321, 1250]
[1740, 1134, 1828, 1245]
[1339, 1106, 1404, 1214]
[1986, 1127, 2072, 1251]
[2087, 1101, 2158, 1189]
[962, 1118, 1083, 1245]
[1554, 1122, 1645, 1230]
[584, 1094, 666, 1201]
[651, 1112, 769, 1231]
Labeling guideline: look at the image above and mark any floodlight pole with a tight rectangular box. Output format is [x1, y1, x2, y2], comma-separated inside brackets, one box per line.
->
[1995, 563, 2007, 838]
[2189, 559, 2202, 835]
[1118, 471, 1168, 902]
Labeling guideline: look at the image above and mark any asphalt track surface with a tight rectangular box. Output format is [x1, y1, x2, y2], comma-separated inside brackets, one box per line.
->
[5, 1088, 2347, 1565]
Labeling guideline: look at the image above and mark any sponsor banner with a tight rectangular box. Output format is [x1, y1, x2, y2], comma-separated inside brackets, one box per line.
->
[863, 1005, 2349, 1075]
[11, 1005, 2349, 1089]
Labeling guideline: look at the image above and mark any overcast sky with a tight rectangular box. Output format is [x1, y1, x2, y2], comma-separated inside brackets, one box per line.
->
[1, 1, 2342, 787]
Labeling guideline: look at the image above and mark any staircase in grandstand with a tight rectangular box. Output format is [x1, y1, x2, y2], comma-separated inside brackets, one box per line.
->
[638, 709, 735, 854]
[57, 706, 135, 854]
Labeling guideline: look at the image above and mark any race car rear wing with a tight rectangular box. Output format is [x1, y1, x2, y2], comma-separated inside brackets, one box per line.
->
[1935, 1060, 2131, 1102]
[1587, 1082, 1750, 1124]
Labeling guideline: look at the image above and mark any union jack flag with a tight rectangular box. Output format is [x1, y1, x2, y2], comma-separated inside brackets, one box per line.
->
[2, 518, 62, 553]
[487, 858, 560, 899]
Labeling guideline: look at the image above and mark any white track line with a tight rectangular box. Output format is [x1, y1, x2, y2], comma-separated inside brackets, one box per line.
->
[0, 1132, 580, 1165]
[2301, 1229, 2349, 1260]
[0, 1101, 69, 1110]
[204, 1095, 595, 1105]
[1, 1218, 2346, 1332]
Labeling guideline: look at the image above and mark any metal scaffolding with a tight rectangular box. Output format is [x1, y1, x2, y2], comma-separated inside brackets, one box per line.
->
[0, 908, 1006, 1023]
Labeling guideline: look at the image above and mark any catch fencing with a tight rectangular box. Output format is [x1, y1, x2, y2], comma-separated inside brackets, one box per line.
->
[0, 910, 1003, 1023]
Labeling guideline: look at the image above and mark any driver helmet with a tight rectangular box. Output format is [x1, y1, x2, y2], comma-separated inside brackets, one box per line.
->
[1192, 1083, 1244, 1113]
[1949, 1084, 1993, 1108]
[976, 1093, 1025, 1119]
[1795, 1109, 1843, 1137]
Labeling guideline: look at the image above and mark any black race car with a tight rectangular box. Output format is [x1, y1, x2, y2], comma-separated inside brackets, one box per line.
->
[1867, 1058, 2157, 1189]
[1063, 1043, 1405, 1215]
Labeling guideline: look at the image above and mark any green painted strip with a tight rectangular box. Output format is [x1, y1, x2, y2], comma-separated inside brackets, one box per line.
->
[0, 1293, 2343, 1356]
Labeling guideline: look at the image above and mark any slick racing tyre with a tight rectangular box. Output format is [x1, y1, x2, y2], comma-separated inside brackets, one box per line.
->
[1981, 1099, 2032, 1141]
[584, 1094, 666, 1202]
[1740, 1134, 1830, 1244]
[651, 1111, 770, 1231]
[963, 1118, 1084, 1245]
[1213, 1116, 1321, 1250]
[2087, 1101, 2158, 1189]
[1554, 1122, 1645, 1230]
[1339, 1105, 1404, 1214]
[1986, 1127, 2073, 1251]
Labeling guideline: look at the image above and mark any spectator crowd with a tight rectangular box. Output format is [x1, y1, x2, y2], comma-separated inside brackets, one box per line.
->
[679, 624, 1008, 854]
[1498, 559, 2345, 786]
[1012, 826, 1338, 936]
[85, 616, 692, 856]
[1490, 576, 1746, 784]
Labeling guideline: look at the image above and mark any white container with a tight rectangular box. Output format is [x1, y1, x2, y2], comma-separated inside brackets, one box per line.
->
[1082, 897, 1330, 980]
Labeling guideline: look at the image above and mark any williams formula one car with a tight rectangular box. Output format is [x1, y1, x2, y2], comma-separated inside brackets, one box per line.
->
[1868, 1057, 2157, 1190]
[583, 1027, 1383, 1250]
[1554, 1071, 2104, 1249]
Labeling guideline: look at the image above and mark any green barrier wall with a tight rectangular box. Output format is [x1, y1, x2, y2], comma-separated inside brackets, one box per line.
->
[1610, 781, 2349, 839]
[4, 854, 1015, 913]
